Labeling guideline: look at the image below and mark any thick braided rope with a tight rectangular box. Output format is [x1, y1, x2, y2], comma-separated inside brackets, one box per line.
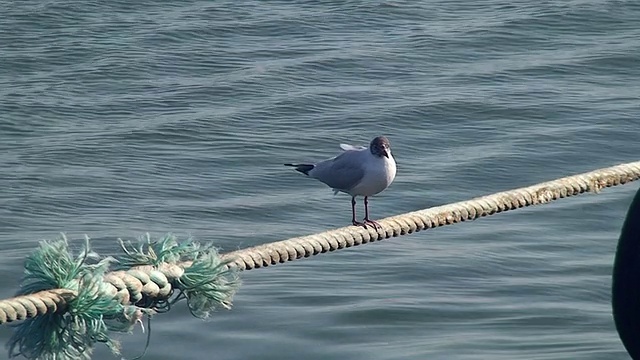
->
[0, 289, 76, 324]
[1, 161, 639, 324]
[221, 161, 640, 270]
[0, 264, 181, 324]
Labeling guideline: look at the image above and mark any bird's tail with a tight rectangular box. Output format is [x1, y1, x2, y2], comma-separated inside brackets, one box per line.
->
[284, 163, 315, 176]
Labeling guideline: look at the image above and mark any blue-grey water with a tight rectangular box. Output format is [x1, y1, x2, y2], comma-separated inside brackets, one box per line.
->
[1, 1, 640, 359]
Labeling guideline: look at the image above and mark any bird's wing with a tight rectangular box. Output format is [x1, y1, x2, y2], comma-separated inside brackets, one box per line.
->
[340, 143, 367, 151]
[310, 150, 366, 192]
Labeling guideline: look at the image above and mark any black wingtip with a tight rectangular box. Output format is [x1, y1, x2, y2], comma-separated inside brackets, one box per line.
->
[284, 163, 314, 176]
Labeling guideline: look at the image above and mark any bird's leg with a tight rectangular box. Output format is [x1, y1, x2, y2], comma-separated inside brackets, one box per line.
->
[351, 196, 366, 227]
[363, 196, 382, 229]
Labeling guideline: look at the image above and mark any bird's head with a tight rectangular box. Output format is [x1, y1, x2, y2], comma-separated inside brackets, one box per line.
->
[370, 136, 391, 158]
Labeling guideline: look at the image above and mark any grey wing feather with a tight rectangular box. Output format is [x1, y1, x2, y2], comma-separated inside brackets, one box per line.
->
[310, 151, 365, 192]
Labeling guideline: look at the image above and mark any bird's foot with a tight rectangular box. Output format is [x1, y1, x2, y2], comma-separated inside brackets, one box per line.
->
[363, 219, 382, 230]
[352, 220, 367, 228]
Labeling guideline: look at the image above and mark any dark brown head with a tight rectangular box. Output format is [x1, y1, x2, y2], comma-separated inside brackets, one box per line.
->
[369, 136, 391, 158]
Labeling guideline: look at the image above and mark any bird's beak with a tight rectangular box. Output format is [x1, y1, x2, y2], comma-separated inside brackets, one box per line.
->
[383, 149, 390, 158]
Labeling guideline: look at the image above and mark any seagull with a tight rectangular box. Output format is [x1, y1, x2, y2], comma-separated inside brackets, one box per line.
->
[285, 136, 397, 229]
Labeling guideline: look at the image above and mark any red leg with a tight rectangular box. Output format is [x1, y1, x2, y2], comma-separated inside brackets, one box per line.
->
[363, 196, 382, 229]
[351, 196, 366, 227]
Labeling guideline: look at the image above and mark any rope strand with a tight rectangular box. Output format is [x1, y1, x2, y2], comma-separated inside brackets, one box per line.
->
[1, 160, 639, 326]
[221, 161, 640, 270]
